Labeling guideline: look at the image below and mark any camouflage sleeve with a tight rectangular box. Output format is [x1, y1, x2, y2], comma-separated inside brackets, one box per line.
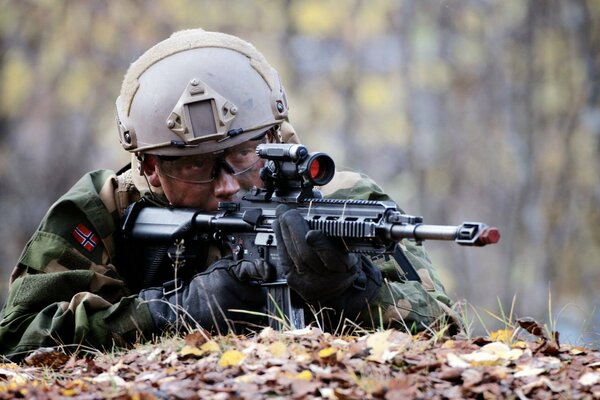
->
[321, 169, 455, 332]
[0, 170, 154, 360]
[367, 241, 455, 332]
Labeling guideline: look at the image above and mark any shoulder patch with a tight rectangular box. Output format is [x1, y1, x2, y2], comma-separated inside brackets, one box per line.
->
[71, 224, 98, 252]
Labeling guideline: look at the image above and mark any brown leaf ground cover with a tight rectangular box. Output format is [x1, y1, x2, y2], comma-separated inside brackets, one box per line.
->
[0, 325, 598, 399]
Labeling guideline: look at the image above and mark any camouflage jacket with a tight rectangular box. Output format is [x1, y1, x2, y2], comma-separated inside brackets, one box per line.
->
[0, 167, 452, 360]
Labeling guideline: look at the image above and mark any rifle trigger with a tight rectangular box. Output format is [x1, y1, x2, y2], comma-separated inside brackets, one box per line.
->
[242, 208, 262, 225]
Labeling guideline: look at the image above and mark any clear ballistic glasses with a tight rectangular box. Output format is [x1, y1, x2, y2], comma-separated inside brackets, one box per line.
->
[157, 140, 264, 184]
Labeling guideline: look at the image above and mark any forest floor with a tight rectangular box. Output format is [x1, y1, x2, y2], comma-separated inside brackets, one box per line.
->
[0, 318, 599, 399]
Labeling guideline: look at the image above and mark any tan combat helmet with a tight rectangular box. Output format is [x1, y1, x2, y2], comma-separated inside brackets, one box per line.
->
[116, 29, 290, 156]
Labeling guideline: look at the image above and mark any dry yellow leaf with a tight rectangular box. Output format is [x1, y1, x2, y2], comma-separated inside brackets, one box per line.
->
[200, 340, 220, 353]
[513, 340, 529, 349]
[295, 370, 313, 381]
[179, 345, 203, 357]
[219, 350, 245, 368]
[180, 340, 220, 358]
[318, 347, 337, 359]
[61, 388, 78, 396]
[490, 328, 514, 343]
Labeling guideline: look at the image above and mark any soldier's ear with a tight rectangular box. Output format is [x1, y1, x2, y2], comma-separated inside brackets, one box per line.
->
[141, 154, 162, 188]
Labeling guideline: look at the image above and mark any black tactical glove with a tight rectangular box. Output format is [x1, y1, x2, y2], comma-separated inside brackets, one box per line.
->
[272, 205, 382, 318]
[139, 258, 273, 333]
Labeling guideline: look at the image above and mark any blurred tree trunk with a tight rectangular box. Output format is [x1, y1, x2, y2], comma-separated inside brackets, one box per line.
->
[339, 0, 362, 173]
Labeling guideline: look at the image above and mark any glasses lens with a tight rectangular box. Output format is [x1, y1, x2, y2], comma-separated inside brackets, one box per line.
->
[157, 135, 267, 184]
[158, 154, 217, 183]
[225, 145, 262, 176]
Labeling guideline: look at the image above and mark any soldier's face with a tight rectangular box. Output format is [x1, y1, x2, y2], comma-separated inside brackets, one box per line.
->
[144, 137, 268, 210]
[159, 164, 241, 210]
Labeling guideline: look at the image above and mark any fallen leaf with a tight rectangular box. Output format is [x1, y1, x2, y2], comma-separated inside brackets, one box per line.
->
[200, 340, 221, 353]
[446, 353, 470, 369]
[0, 368, 32, 385]
[291, 379, 320, 398]
[461, 350, 500, 366]
[461, 368, 484, 387]
[146, 347, 163, 362]
[318, 347, 337, 359]
[270, 341, 288, 358]
[514, 367, 546, 378]
[579, 372, 600, 386]
[285, 327, 321, 337]
[219, 350, 245, 367]
[481, 342, 523, 361]
[24, 348, 70, 369]
[518, 317, 546, 338]
[184, 329, 211, 347]
[236, 373, 259, 384]
[490, 328, 514, 343]
[90, 373, 126, 386]
[295, 370, 313, 381]
[366, 330, 397, 363]
[512, 340, 529, 349]
[570, 347, 587, 355]
[319, 387, 335, 399]
[589, 361, 600, 368]
[179, 345, 204, 358]
[437, 367, 464, 380]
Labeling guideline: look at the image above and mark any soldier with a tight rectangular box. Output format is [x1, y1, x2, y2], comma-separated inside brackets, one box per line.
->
[0, 29, 453, 360]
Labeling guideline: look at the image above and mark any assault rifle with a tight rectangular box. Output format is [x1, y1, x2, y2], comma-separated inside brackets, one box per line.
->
[122, 144, 500, 329]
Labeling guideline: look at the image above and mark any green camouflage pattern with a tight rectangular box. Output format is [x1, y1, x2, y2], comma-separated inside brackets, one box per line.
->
[0, 167, 453, 359]
[0, 170, 154, 360]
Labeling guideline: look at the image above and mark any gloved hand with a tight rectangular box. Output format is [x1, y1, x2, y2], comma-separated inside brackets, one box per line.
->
[272, 205, 382, 316]
[139, 258, 273, 333]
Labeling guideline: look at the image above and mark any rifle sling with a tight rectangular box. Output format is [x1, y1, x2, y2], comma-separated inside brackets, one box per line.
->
[393, 245, 421, 282]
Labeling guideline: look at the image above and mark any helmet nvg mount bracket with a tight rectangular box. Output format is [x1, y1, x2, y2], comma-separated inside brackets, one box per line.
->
[116, 29, 289, 157]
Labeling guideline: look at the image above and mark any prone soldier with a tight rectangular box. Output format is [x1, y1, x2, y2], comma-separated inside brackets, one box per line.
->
[0, 29, 457, 360]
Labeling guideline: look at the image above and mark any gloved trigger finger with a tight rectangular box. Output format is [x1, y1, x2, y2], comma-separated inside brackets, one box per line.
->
[234, 259, 275, 282]
[253, 258, 275, 282]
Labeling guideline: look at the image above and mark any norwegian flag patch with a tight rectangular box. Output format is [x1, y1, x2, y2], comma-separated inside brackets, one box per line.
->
[71, 224, 98, 252]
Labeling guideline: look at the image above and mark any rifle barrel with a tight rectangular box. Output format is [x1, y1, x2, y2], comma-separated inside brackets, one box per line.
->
[389, 222, 500, 246]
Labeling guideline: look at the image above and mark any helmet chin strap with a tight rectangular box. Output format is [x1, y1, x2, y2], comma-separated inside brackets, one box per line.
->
[135, 152, 146, 176]
[134, 152, 169, 206]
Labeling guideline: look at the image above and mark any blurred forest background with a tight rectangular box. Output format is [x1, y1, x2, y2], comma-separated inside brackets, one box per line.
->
[1, 0, 599, 346]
